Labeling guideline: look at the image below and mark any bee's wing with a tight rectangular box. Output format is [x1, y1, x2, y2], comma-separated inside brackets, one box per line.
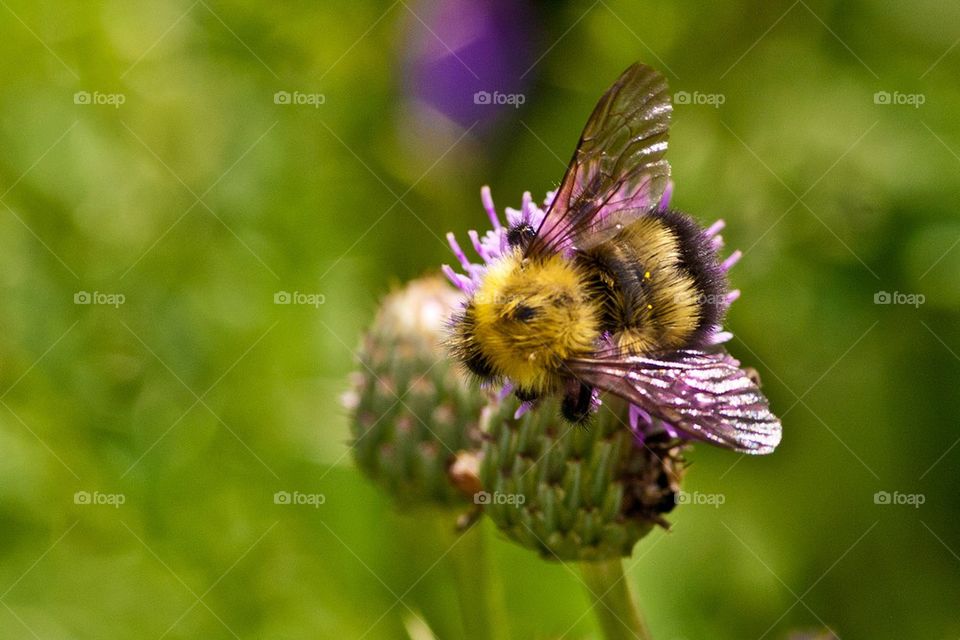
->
[526, 62, 672, 257]
[567, 350, 781, 454]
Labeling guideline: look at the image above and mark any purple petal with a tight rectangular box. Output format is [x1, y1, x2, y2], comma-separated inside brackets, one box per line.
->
[522, 191, 537, 222]
[722, 250, 742, 272]
[662, 421, 679, 439]
[658, 180, 674, 211]
[481, 186, 501, 230]
[514, 401, 533, 419]
[709, 330, 734, 345]
[442, 264, 474, 293]
[468, 230, 491, 262]
[705, 219, 725, 238]
[446, 232, 472, 270]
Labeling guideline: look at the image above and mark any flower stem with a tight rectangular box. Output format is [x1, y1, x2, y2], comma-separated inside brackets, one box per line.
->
[443, 517, 508, 640]
[580, 558, 653, 640]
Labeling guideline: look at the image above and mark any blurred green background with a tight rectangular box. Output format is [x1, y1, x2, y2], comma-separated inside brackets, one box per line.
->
[1, 1, 958, 638]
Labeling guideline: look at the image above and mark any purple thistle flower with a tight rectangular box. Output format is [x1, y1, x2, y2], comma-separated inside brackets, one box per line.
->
[442, 186, 551, 295]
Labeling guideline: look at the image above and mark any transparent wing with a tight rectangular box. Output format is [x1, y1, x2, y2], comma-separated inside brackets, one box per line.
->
[567, 349, 782, 455]
[527, 62, 672, 257]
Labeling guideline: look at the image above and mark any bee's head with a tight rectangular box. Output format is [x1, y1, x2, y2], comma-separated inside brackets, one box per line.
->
[506, 222, 536, 250]
[449, 252, 600, 393]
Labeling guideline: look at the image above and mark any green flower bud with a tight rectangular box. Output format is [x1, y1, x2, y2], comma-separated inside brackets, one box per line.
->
[346, 277, 485, 508]
[479, 396, 687, 562]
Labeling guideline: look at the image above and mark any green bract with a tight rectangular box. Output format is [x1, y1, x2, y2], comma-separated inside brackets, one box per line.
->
[479, 396, 687, 561]
[347, 277, 485, 508]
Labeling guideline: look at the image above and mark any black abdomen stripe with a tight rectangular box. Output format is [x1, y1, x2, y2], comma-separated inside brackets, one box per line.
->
[653, 209, 726, 339]
[578, 211, 726, 352]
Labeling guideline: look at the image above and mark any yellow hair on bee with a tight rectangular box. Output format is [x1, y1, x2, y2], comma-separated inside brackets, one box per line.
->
[583, 214, 707, 355]
[471, 249, 601, 394]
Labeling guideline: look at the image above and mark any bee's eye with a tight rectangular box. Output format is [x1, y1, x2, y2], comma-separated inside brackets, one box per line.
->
[511, 303, 538, 323]
[506, 223, 536, 248]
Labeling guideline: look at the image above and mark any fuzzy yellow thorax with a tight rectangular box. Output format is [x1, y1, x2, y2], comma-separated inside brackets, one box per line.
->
[471, 250, 600, 393]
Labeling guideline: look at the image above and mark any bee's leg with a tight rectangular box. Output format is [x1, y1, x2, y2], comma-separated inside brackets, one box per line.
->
[514, 387, 539, 403]
[561, 381, 594, 424]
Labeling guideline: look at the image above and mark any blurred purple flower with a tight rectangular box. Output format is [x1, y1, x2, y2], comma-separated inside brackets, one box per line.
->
[404, 0, 538, 129]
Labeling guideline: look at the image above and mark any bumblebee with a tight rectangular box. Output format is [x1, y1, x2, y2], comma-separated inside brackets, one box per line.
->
[449, 63, 781, 454]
